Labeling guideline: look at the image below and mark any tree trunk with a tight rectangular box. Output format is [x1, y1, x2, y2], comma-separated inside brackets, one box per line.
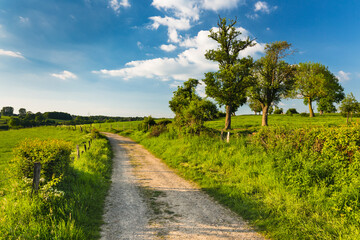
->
[320, 110, 323, 115]
[308, 98, 315, 117]
[261, 105, 269, 126]
[351, 112, 353, 122]
[347, 113, 349, 124]
[225, 105, 232, 130]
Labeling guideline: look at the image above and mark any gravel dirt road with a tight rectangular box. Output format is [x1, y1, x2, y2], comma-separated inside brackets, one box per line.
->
[100, 133, 265, 240]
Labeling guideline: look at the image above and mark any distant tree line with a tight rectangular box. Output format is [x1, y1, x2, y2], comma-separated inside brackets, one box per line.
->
[0, 107, 144, 130]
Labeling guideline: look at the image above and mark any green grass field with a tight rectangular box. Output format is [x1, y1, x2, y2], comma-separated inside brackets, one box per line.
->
[0, 126, 112, 239]
[205, 113, 353, 132]
[112, 114, 360, 240]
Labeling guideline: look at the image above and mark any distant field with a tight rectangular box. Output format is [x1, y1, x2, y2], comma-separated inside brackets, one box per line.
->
[205, 113, 352, 131]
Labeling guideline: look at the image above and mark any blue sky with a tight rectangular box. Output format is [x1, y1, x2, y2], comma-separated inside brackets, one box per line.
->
[0, 0, 359, 117]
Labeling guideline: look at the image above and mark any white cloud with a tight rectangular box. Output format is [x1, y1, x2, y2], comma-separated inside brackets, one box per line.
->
[19, 16, 30, 23]
[109, 0, 130, 13]
[202, 0, 245, 11]
[149, 16, 191, 43]
[51, 70, 77, 80]
[150, 0, 246, 43]
[93, 28, 265, 81]
[254, 1, 277, 13]
[160, 44, 177, 52]
[0, 49, 25, 59]
[266, 27, 270, 31]
[151, 0, 200, 21]
[246, 13, 259, 20]
[137, 41, 143, 49]
[336, 70, 351, 82]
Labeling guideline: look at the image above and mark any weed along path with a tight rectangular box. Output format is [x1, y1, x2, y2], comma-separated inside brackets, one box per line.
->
[101, 133, 265, 240]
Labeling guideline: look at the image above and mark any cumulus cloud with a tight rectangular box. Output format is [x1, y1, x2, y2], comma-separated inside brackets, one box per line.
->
[336, 70, 351, 82]
[150, 0, 246, 43]
[149, 16, 191, 43]
[151, 0, 200, 21]
[160, 44, 177, 52]
[0, 49, 25, 59]
[202, 0, 245, 11]
[109, 0, 130, 13]
[93, 28, 265, 81]
[51, 70, 77, 80]
[247, 1, 277, 19]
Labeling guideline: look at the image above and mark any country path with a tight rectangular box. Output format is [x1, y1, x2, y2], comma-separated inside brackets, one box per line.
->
[100, 132, 266, 240]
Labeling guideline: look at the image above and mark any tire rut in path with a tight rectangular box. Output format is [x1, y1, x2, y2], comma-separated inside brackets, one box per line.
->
[100, 133, 265, 240]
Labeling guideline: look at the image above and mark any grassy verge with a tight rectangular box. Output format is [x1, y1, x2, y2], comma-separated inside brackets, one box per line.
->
[0, 127, 112, 239]
[113, 125, 360, 240]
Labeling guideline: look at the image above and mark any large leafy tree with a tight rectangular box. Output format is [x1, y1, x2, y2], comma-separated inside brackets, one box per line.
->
[203, 17, 255, 130]
[339, 93, 359, 124]
[248, 41, 295, 126]
[293, 62, 344, 117]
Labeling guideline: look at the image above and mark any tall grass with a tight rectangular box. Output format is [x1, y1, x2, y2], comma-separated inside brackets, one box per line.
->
[0, 127, 112, 239]
[116, 120, 360, 239]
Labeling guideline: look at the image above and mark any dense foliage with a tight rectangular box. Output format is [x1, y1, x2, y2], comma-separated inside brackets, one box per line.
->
[13, 139, 73, 182]
[169, 78, 219, 134]
[293, 62, 344, 117]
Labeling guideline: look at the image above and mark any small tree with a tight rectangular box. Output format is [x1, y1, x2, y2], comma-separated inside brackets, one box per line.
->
[339, 93, 359, 124]
[1, 106, 14, 116]
[19, 108, 26, 117]
[248, 98, 262, 115]
[169, 79, 218, 134]
[273, 107, 283, 114]
[203, 17, 255, 130]
[248, 41, 295, 126]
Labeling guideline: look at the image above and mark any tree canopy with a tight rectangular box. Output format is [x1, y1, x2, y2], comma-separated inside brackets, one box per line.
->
[203, 17, 255, 130]
[248, 41, 295, 126]
[293, 62, 344, 117]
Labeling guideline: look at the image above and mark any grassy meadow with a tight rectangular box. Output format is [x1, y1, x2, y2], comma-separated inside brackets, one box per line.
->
[0, 126, 112, 239]
[111, 113, 360, 240]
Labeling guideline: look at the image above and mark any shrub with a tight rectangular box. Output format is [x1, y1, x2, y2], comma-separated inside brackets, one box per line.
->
[138, 116, 156, 132]
[286, 108, 298, 115]
[12, 139, 73, 183]
[300, 112, 309, 117]
[158, 119, 172, 126]
[149, 124, 168, 137]
[91, 128, 101, 139]
[274, 107, 283, 114]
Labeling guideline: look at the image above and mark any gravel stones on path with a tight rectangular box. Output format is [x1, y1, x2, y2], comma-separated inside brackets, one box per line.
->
[100, 133, 265, 240]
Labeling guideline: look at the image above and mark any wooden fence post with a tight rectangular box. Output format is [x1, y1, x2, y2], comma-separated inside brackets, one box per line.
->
[220, 130, 224, 141]
[227, 132, 230, 143]
[77, 145, 80, 160]
[32, 162, 41, 195]
[80, 126, 82, 132]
